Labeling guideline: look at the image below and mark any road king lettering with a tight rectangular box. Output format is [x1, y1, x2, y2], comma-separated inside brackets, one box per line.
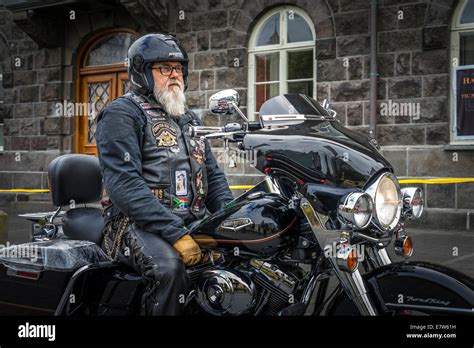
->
[18, 322, 56, 341]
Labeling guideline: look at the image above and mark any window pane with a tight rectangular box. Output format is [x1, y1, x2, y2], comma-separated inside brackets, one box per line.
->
[456, 68, 474, 136]
[461, 33, 474, 65]
[288, 50, 313, 79]
[257, 13, 280, 46]
[461, 0, 474, 24]
[256, 83, 279, 112]
[87, 81, 111, 143]
[85, 33, 137, 67]
[256, 53, 279, 82]
[122, 79, 131, 94]
[288, 81, 313, 96]
[287, 13, 313, 43]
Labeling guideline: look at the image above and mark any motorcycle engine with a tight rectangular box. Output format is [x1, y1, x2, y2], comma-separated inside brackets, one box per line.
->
[195, 260, 303, 316]
[195, 268, 257, 316]
[249, 259, 303, 315]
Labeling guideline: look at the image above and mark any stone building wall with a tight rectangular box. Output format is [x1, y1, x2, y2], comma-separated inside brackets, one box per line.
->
[0, 0, 472, 229]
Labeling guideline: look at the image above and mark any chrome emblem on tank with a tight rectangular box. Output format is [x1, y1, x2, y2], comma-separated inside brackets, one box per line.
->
[219, 218, 254, 232]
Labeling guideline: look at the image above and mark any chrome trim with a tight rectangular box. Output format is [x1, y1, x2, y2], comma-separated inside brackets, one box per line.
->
[250, 259, 297, 295]
[338, 192, 373, 229]
[219, 218, 254, 232]
[401, 187, 424, 219]
[376, 248, 392, 265]
[301, 274, 320, 305]
[209, 89, 240, 115]
[352, 232, 391, 244]
[196, 269, 257, 316]
[334, 243, 359, 272]
[300, 198, 378, 316]
[260, 114, 327, 127]
[49, 206, 61, 224]
[328, 257, 377, 316]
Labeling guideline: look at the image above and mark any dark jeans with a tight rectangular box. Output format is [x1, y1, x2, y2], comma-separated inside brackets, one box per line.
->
[104, 220, 190, 315]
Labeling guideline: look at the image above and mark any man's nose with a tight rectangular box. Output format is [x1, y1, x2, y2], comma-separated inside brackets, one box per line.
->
[170, 67, 180, 78]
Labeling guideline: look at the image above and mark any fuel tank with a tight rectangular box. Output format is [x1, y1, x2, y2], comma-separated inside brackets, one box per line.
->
[190, 193, 297, 258]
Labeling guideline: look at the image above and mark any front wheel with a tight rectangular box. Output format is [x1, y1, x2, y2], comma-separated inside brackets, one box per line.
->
[326, 286, 430, 316]
[325, 261, 474, 316]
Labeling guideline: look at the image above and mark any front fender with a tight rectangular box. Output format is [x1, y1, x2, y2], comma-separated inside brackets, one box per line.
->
[327, 261, 474, 315]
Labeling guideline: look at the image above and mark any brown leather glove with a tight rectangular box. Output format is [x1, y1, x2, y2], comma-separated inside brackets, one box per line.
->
[173, 234, 202, 266]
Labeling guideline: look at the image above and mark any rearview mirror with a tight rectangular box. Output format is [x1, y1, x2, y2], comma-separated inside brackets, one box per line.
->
[209, 89, 240, 115]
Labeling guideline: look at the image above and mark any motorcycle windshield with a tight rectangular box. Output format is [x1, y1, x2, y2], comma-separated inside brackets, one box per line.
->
[259, 93, 331, 118]
[246, 95, 392, 188]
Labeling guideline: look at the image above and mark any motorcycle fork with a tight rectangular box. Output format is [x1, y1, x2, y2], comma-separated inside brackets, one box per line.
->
[300, 199, 378, 316]
[363, 246, 392, 271]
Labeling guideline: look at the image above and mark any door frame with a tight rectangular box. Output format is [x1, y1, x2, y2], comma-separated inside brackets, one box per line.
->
[74, 28, 139, 154]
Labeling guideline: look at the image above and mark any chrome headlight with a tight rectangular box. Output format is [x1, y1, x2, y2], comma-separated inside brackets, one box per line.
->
[365, 172, 402, 230]
[338, 192, 373, 229]
[401, 187, 424, 219]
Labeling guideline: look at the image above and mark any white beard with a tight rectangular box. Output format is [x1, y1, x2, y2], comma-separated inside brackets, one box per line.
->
[153, 82, 186, 117]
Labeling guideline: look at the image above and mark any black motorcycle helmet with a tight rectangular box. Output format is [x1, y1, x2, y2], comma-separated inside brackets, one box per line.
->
[127, 33, 189, 96]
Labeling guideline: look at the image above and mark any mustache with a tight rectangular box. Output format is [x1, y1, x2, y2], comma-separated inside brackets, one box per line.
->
[165, 79, 183, 89]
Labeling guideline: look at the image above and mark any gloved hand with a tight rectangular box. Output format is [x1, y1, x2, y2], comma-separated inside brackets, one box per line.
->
[173, 234, 202, 266]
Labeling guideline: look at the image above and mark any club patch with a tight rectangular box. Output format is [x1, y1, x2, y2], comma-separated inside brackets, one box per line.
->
[152, 122, 178, 147]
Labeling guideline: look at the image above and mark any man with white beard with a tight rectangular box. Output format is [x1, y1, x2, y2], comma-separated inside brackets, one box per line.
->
[95, 34, 234, 315]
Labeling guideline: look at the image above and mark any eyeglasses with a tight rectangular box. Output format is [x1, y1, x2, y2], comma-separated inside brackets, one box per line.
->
[152, 65, 185, 76]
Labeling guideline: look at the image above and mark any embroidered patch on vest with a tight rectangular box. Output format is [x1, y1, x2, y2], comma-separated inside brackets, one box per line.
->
[151, 188, 164, 201]
[192, 196, 203, 212]
[172, 196, 189, 210]
[175, 170, 188, 196]
[152, 122, 178, 147]
[191, 138, 206, 165]
[147, 110, 162, 117]
[196, 168, 205, 195]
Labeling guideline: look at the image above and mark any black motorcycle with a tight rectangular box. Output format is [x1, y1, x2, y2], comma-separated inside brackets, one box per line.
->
[0, 91, 472, 316]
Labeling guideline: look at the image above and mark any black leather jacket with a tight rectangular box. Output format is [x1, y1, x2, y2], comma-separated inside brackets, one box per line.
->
[95, 93, 234, 244]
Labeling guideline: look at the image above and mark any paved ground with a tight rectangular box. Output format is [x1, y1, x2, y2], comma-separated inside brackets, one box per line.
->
[394, 227, 474, 277]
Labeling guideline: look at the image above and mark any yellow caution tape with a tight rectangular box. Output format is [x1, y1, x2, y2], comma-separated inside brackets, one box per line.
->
[1, 178, 473, 194]
[398, 178, 474, 184]
[228, 185, 255, 190]
[0, 189, 50, 193]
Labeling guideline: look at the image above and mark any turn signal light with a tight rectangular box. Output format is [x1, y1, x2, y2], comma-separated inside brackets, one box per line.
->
[336, 244, 359, 272]
[394, 235, 413, 258]
[347, 248, 359, 272]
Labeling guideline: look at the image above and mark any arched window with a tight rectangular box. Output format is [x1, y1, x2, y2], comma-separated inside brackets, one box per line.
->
[75, 29, 138, 154]
[451, 0, 474, 144]
[248, 6, 315, 119]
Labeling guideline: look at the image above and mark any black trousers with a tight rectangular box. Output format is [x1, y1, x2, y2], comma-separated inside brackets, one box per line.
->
[114, 223, 190, 315]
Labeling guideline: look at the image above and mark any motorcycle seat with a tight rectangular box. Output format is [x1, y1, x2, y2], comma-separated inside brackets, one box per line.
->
[62, 207, 105, 245]
[48, 154, 104, 244]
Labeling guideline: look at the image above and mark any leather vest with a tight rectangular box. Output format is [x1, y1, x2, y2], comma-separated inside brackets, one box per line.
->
[124, 92, 208, 223]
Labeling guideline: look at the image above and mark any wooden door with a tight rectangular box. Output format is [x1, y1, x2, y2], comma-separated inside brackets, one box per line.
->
[78, 73, 126, 155]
